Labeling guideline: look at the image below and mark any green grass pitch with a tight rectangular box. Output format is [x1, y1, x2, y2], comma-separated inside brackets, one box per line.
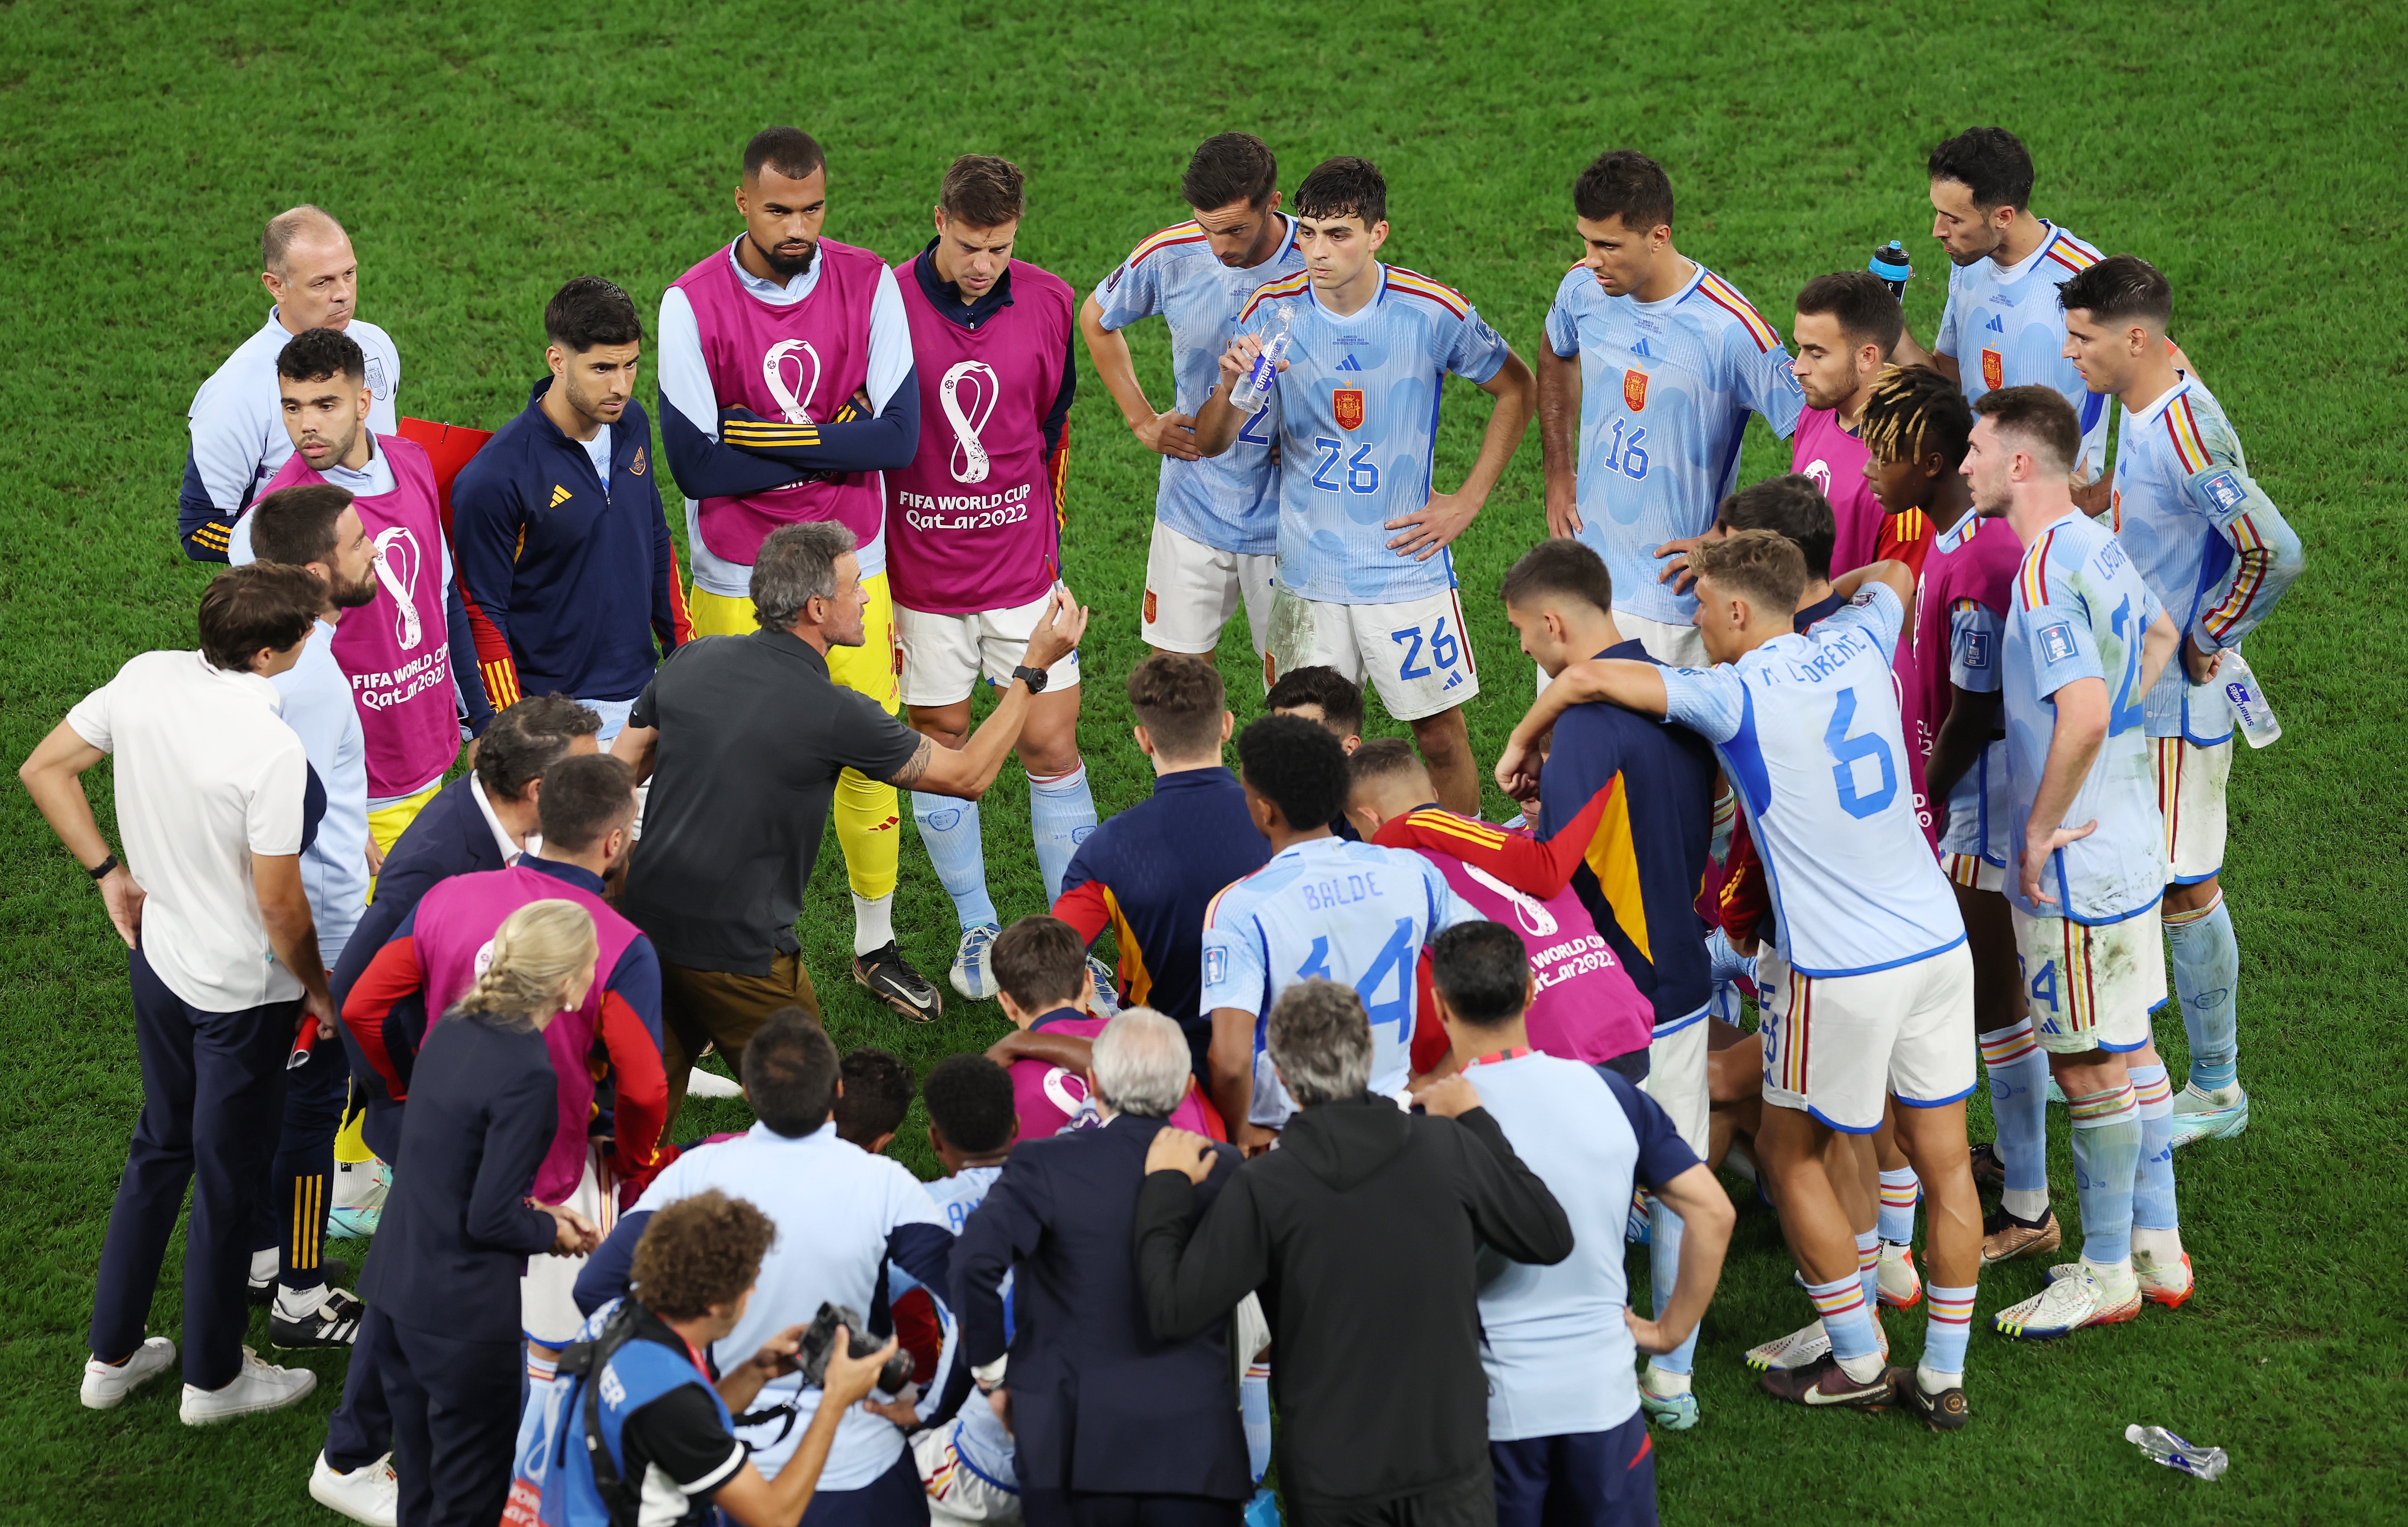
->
[4, 0, 2404, 1520]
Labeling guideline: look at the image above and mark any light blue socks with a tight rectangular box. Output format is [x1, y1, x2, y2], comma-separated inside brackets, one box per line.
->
[911, 792, 996, 931]
[1028, 762, 1097, 904]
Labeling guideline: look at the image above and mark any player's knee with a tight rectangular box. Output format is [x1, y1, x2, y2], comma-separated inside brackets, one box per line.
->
[2161, 876, 2221, 915]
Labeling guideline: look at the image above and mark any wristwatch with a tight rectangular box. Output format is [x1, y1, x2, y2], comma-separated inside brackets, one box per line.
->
[1011, 664, 1050, 695]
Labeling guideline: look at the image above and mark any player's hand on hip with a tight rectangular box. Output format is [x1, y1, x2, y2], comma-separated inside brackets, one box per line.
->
[2181, 633, 2223, 685]
[98, 866, 146, 949]
[1386, 491, 1479, 560]
[2018, 820, 2096, 906]
[1024, 584, 1091, 670]
[1545, 483, 1582, 538]
[1653, 534, 1708, 594]
[1136, 410, 1202, 462]
[1145, 1126, 1217, 1183]
[1409, 1073, 1481, 1118]
[1624, 1308, 1682, 1354]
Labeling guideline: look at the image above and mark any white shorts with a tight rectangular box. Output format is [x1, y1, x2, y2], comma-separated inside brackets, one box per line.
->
[897, 591, 1082, 708]
[1642, 1009, 1711, 1154]
[1144, 521, 1274, 657]
[2151, 736, 2230, 885]
[914, 1423, 1022, 1524]
[2012, 903, 2168, 1056]
[521, 1144, 619, 1347]
[1942, 852, 2006, 894]
[1757, 942, 1977, 1132]
[1613, 610, 1709, 669]
[1264, 584, 1479, 722]
[576, 697, 635, 745]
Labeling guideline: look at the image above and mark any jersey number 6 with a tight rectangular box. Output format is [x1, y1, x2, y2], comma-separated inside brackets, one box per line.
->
[1823, 687, 1898, 820]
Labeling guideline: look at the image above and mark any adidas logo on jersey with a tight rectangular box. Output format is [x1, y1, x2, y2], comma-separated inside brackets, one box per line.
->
[1984, 314, 2005, 334]
[1336, 353, 1363, 372]
[1629, 338, 1656, 358]
[548, 485, 571, 507]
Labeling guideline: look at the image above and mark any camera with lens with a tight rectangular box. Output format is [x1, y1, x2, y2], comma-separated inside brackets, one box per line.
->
[797, 1301, 914, 1393]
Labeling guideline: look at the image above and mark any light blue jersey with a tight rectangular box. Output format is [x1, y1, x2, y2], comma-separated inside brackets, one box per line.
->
[1659, 586, 1964, 976]
[274, 620, 369, 966]
[1202, 834, 1479, 1124]
[1937, 585, 2012, 867]
[1092, 217, 1306, 556]
[2108, 375, 2304, 743]
[1932, 223, 2109, 480]
[2003, 512, 2166, 922]
[905, 1166, 1016, 1490]
[1543, 261, 1803, 625]
[1237, 265, 1510, 605]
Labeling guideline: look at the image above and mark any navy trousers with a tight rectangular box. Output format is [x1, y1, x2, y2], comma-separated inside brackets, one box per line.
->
[1024, 1488, 1246, 1527]
[800, 1448, 931, 1526]
[90, 945, 293, 1389]
[367, 1305, 522, 1527]
[1489, 1412, 1658, 1527]
[324, 1320, 394, 1473]
[252, 1029, 349, 1288]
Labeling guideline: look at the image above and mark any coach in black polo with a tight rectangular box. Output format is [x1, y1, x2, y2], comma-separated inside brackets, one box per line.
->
[613, 521, 1086, 1116]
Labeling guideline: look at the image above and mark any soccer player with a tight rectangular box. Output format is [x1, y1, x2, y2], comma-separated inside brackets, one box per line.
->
[1492, 538, 1720, 1427]
[182, 206, 401, 562]
[449, 277, 691, 743]
[1902, 127, 2111, 510]
[1964, 386, 2191, 1337]
[1537, 149, 1803, 666]
[1201, 715, 1479, 1152]
[883, 154, 1091, 1003]
[1267, 664, 1367, 839]
[2058, 255, 2304, 1147]
[1083, 132, 1306, 659]
[656, 124, 932, 1019]
[1790, 271, 1935, 579]
[234, 326, 493, 853]
[1196, 156, 1535, 814]
[1500, 532, 1985, 1426]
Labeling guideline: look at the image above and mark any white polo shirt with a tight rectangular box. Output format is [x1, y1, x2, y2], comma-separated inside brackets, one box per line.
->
[66, 650, 310, 1011]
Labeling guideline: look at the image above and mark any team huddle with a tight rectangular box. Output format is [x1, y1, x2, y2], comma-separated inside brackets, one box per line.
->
[26, 118, 2305, 1527]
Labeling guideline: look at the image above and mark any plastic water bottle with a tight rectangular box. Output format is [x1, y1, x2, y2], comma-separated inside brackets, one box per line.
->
[2218, 649, 2281, 748]
[1870, 240, 1912, 299]
[1229, 303, 1295, 413]
[2126, 1424, 2228, 1482]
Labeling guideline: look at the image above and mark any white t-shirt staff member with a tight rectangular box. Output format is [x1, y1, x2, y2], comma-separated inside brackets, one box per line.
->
[180, 205, 401, 562]
[21, 564, 337, 1425]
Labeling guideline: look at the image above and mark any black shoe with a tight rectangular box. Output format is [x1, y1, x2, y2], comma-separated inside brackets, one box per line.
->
[1759, 1354, 1895, 1411]
[1883, 1365, 1970, 1431]
[270, 1286, 366, 1349]
[1969, 1141, 2007, 1192]
[853, 943, 941, 1023]
[249, 1257, 352, 1306]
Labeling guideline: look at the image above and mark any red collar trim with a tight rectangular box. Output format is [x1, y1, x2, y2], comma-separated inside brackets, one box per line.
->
[1465, 1047, 1532, 1070]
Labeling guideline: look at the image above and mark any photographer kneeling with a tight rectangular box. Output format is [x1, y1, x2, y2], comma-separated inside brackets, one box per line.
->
[543, 1189, 900, 1527]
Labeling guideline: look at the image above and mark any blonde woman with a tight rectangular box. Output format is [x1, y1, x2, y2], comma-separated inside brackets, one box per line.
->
[353, 900, 604, 1527]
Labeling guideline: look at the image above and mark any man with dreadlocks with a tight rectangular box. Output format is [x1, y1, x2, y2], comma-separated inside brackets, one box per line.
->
[1841, 364, 2049, 1271]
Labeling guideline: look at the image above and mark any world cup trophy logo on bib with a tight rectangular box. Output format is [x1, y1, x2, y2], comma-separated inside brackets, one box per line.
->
[940, 360, 1000, 484]
[763, 339, 824, 424]
[371, 526, 424, 651]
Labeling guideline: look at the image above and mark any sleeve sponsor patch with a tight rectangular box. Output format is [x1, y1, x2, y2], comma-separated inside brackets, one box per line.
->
[1960, 631, 1992, 670]
[1204, 947, 1228, 987]
[2199, 469, 2247, 511]
[2037, 621, 2077, 664]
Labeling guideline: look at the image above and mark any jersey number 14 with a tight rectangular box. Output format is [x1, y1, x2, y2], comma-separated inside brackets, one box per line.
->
[1296, 918, 1416, 1041]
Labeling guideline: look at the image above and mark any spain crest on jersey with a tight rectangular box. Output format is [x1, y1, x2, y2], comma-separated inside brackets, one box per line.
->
[1333, 388, 1365, 432]
[1623, 368, 1648, 412]
[1981, 348, 2005, 392]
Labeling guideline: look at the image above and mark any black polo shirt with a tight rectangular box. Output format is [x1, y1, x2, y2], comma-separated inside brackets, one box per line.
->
[622, 629, 922, 974]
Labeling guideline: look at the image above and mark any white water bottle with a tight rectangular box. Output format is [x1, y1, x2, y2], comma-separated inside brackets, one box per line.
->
[1229, 303, 1296, 413]
[2218, 649, 2281, 748]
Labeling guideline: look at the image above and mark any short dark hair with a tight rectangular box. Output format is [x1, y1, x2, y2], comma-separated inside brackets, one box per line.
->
[1691, 528, 1808, 617]
[743, 126, 825, 184]
[535, 753, 635, 853]
[1264, 665, 1364, 738]
[1184, 132, 1280, 212]
[941, 155, 1025, 229]
[741, 1008, 840, 1137]
[833, 1047, 915, 1149]
[1293, 156, 1385, 228]
[1862, 364, 1973, 472]
[1127, 654, 1226, 760]
[631, 1190, 776, 1321]
[1928, 127, 2034, 214]
[1794, 270, 1904, 358]
[1573, 149, 1675, 232]
[276, 326, 364, 387]
[1429, 921, 1530, 1027]
[1238, 713, 1349, 832]
[474, 695, 602, 803]
[544, 277, 642, 353]
[992, 915, 1088, 1013]
[2057, 253, 2173, 328]
[1974, 384, 2082, 475]
[1347, 736, 1429, 798]
[197, 565, 320, 672]
[1717, 474, 1837, 582]
[1501, 537, 1614, 616]
[923, 1054, 1017, 1155]
[246, 482, 353, 567]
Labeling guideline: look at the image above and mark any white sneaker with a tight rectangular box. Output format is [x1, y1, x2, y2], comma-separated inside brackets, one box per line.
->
[179, 1345, 318, 1424]
[1743, 1313, 1888, 1371]
[81, 1335, 176, 1409]
[686, 1067, 744, 1099]
[309, 1450, 399, 1526]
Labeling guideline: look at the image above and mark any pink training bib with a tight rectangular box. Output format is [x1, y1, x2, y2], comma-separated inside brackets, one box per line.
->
[1413, 847, 1654, 1064]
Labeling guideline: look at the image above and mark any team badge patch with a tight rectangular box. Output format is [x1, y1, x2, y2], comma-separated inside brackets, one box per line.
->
[629, 445, 647, 476]
[1623, 368, 1649, 411]
[1333, 388, 1365, 431]
[1961, 631, 1992, 671]
[2038, 620, 2077, 664]
[1144, 588, 1159, 625]
[2199, 470, 2246, 511]
[1981, 348, 2005, 391]
[1205, 947, 1228, 987]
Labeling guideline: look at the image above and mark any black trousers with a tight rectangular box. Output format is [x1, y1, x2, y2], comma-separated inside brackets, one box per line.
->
[1287, 1466, 1497, 1527]
[367, 1306, 521, 1527]
[1024, 1488, 1246, 1527]
[89, 945, 292, 1389]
